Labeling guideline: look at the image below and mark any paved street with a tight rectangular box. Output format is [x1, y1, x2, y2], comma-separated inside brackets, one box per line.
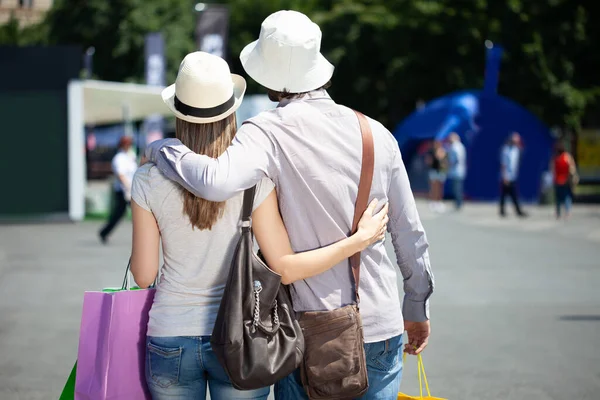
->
[1, 200, 599, 400]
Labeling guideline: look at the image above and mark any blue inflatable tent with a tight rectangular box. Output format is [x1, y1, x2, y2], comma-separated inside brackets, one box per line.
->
[393, 90, 554, 202]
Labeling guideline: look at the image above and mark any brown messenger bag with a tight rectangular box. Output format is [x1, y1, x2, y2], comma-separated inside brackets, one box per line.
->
[299, 110, 375, 400]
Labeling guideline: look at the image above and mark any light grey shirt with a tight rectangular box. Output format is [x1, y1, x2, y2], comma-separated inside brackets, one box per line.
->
[501, 144, 520, 182]
[146, 90, 434, 343]
[131, 164, 274, 337]
[448, 141, 467, 179]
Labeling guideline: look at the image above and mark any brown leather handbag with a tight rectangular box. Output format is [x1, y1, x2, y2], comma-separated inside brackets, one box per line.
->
[299, 110, 375, 400]
[210, 186, 304, 390]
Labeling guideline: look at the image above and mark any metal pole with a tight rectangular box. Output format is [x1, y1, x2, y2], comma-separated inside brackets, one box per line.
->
[122, 104, 136, 157]
[83, 46, 95, 79]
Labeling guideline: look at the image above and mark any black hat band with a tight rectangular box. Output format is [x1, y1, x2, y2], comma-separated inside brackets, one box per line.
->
[174, 93, 235, 118]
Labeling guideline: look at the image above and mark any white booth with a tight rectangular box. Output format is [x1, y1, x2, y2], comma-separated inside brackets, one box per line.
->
[67, 80, 169, 221]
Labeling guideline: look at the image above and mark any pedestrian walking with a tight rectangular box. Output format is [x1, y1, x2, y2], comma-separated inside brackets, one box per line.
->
[146, 11, 434, 400]
[447, 132, 467, 210]
[499, 132, 527, 218]
[551, 142, 578, 219]
[129, 51, 389, 400]
[427, 140, 448, 212]
[99, 136, 137, 243]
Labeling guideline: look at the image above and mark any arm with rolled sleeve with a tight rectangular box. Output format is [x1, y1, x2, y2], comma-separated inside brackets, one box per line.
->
[145, 122, 278, 201]
[387, 145, 434, 322]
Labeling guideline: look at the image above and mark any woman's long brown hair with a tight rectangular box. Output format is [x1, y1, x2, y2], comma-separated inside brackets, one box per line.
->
[175, 114, 237, 230]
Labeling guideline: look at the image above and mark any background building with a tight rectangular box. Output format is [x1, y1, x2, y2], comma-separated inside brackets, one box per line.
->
[0, 0, 53, 26]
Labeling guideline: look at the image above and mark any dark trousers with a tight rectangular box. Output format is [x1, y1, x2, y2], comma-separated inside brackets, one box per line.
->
[452, 178, 464, 209]
[100, 190, 128, 239]
[499, 181, 524, 215]
[554, 183, 573, 217]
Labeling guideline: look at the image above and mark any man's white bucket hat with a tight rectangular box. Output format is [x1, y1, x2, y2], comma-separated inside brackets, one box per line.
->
[240, 10, 334, 93]
[162, 51, 246, 124]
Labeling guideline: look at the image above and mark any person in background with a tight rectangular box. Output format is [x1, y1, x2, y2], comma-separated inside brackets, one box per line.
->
[499, 132, 527, 218]
[446, 133, 467, 210]
[551, 142, 578, 220]
[426, 140, 448, 212]
[130, 51, 389, 400]
[99, 136, 137, 243]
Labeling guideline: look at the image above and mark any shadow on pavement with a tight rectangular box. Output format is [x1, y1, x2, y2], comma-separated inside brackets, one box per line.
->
[559, 315, 600, 321]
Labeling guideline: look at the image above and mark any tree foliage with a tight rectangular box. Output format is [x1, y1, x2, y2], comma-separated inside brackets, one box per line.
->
[0, 14, 47, 46]
[43, 0, 196, 83]
[310, 0, 600, 131]
[2, 0, 599, 133]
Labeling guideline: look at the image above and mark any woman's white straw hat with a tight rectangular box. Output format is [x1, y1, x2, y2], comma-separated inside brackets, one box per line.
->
[161, 51, 246, 123]
[240, 10, 334, 93]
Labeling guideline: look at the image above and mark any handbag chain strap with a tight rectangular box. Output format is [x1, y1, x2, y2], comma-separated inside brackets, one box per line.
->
[242, 185, 280, 332]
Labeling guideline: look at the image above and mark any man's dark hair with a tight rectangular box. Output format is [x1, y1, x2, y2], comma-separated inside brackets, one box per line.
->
[267, 80, 332, 102]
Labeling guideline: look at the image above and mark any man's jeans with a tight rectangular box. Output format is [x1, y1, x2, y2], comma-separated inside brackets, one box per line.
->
[275, 334, 403, 400]
[452, 178, 464, 209]
[145, 336, 270, 400]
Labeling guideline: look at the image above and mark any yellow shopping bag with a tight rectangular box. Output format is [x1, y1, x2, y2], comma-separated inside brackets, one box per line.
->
[397, 353, 447, 400]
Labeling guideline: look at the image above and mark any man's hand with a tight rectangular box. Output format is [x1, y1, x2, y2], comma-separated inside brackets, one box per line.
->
[404, 320, 430, 355]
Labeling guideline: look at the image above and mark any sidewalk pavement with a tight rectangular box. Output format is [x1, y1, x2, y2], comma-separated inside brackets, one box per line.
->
[0, 200, 599, 399]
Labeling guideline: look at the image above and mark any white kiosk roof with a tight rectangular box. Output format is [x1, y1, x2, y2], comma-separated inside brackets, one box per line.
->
[81, 79, 169, 125]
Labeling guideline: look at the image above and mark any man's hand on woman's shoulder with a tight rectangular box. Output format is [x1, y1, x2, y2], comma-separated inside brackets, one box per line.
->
[144, 138, 184, 163]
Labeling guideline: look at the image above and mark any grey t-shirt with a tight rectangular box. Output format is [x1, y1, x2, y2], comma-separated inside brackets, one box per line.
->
[131, 164, 274, 337]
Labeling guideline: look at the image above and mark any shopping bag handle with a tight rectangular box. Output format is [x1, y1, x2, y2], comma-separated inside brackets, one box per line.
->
[402, 352, 431, 398]
[122, 258, 133, 290]
[121, 258, 157, 290]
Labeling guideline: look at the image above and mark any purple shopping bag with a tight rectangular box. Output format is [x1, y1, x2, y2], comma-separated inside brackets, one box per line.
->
[75, 286, 155, 400]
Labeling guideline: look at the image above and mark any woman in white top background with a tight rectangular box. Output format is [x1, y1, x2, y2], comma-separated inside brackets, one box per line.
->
[99, 135, 138, 244]
[129, 52, 388, 400]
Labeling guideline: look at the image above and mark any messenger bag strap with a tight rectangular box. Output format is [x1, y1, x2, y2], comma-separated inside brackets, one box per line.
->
[350, 110, 375, 303]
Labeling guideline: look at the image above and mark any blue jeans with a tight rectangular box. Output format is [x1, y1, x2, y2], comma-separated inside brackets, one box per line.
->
[145, 336, 270, 400]
[451, 178, 464, 209]
[554, 184, 572, 217]
[275, 334, 403, 400]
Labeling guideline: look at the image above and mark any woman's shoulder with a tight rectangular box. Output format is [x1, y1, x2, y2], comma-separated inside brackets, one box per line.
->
[134, 162, 153, 177]
[132, 163, 152, 187]
[135, 163, 175, 181]
[132, 164, 182, 212]
[253, 178, 275, 211]
[554, 152, 568, 162]
[133, 163, 179, 192]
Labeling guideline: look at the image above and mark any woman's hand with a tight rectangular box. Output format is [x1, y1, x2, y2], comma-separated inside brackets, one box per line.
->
[355, 199, 389, 250]
[254, 192, 389, 285]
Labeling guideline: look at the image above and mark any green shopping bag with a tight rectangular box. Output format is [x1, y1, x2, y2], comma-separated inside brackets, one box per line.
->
[58, 361, 77, 400]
